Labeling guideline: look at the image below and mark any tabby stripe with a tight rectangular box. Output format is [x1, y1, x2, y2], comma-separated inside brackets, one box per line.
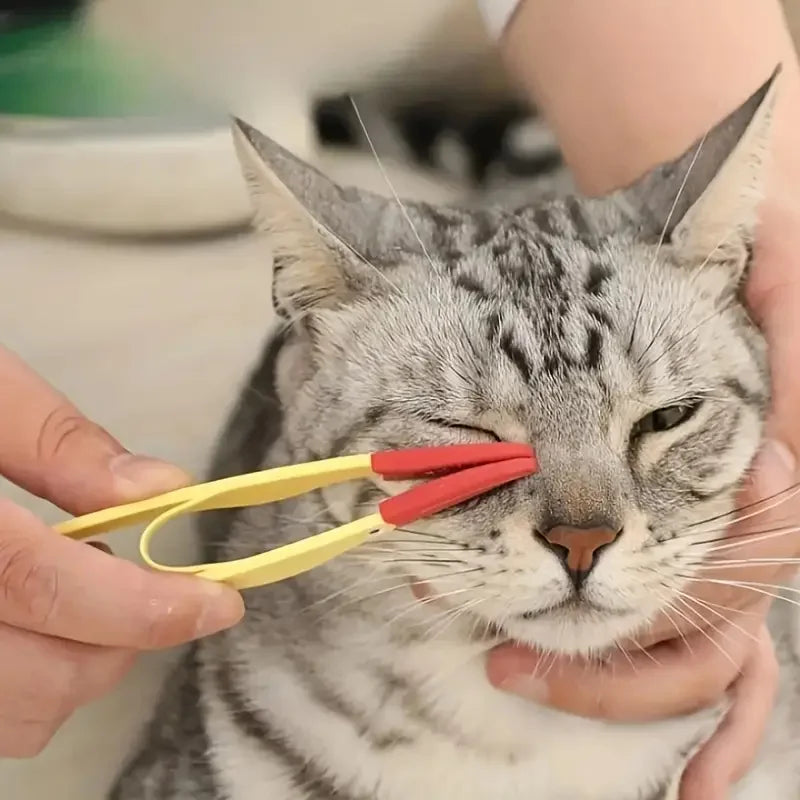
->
[288, 651, 414, 750]
[686, 477, 741, 502]
[485, 310, 502, 342]
[372, 666, 471, 747]
[533, 207, 558, 236]
[584, 263, 611, 295]
[215, 661, 367, 800]
[588, 305, 613, 330]
[724, 377, 765, 409]
[584, 328, 603, 370]
[455, 273, 491, 301]
[110, 647, 221, 800]
[328, 405, 389, 458]
[500, 329, 533, 383]
[565, 197, 595, 240]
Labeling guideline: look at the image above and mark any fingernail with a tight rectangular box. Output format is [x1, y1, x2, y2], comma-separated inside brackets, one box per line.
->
[110, 453, 192, 500]
[195, 582, 245, 639]
[761, 438, 796, 475]
[499, 674, 551, 703]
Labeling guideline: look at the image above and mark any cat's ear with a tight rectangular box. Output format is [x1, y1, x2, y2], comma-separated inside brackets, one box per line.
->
[618, 67, 780, 277]
[231, 118, 390, 317]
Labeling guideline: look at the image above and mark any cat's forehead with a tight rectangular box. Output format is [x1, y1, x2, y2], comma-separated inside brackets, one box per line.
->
[359, 216, 733, 402]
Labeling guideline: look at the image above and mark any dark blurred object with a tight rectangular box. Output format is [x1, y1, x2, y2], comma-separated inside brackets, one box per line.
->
[313, 93, 564, 188]
[0, 0, 83, 31]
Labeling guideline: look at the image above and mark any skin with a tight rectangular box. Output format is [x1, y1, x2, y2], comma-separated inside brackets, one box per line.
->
[0, 346, 244, 758]
[2, 3, 797, 784]
[492, 1, 800, 797]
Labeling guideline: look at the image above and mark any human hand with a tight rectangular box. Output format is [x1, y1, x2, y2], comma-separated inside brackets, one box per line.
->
[0, 346, 244, 757]
[486, 193, 800, 799]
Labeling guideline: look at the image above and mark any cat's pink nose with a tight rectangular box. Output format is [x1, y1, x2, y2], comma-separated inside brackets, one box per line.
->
[536, 525, 621, 590]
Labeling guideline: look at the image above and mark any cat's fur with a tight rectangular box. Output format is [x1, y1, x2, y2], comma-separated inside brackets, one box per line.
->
[112, 71, 800, 800]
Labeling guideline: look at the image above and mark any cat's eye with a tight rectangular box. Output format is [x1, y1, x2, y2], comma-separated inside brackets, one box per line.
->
[632, 401, 702, 437]
[428, 418, 501, 442]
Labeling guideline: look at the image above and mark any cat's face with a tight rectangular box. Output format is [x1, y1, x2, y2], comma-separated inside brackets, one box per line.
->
[233, 72, 777, 654]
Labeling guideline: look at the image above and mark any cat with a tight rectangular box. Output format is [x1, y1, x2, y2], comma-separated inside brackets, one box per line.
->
[111, 69, 800, 800]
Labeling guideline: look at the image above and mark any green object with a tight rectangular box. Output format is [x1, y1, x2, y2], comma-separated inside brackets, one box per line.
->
[0, 19, 212, 118]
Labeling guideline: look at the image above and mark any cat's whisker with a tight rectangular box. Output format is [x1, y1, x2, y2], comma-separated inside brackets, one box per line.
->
[300, 566, 391, 612]
[701, 557, 800, 568]
[673, 591, 758, 647]
[410, 588, 482, 637]
[394, 526, 466, 543]
[628, 637, 662, 667]
[417, 596, 488, 642]
[678, 575, 800, 611]
[672, 596, 731, 646]
[640, 299, 736, 373]
[538, 647, 568, 683]
[663, 597, 738, 669]
[652, 135, 708, 267]
[360, 543, 484, 553]
[698, 525, 800, 553]
[631, 133, 708, 362]
[685, 481, 800, 533]
[379, 588, 464, 630]
[272, 509, 337, 526]
[347, 556, 469, 567]
[693, 222, 740, 277]
[649, 588, 696, 657]
[314, 566, 483, 618]
[614, 641, 640, 674]
[349, 96, 437, 273]
[349, 100, 495, 359]
[682, 575, 800, 595]
[642, 225, 739, 374]
[666, 582, 760, 618]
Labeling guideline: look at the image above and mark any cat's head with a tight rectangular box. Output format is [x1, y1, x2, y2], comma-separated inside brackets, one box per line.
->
[233, 71, 777, 654]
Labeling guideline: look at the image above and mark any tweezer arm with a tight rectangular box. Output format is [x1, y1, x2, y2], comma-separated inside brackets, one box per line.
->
[54, 454, 374, 539]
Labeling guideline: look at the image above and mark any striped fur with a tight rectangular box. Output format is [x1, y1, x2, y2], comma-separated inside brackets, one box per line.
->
[112, 73, 800, 800]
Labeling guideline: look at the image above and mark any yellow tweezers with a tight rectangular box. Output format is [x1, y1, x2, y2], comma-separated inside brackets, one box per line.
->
[54, 443, 536, 590]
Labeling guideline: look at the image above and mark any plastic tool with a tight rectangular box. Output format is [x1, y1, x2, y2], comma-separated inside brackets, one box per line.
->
[55, 443, 536, 590]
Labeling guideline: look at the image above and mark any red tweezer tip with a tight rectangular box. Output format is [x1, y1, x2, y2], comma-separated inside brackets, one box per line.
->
[371, 442, 534, 480]
[373, 443, 537, 527]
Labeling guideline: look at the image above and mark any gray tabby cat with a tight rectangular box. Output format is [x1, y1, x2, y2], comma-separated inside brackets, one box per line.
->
[112, 70, 800, 800]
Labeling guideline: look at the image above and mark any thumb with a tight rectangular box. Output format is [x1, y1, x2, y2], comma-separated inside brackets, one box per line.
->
[0, 346, 190, 515]
[740, 437, 796, 515]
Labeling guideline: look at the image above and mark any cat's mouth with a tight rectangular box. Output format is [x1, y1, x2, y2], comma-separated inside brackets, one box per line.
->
[409, 576, 630, 624]
[516, 597, 631, 620]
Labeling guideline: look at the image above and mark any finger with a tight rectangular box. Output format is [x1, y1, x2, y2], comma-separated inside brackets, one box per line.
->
[746, 237, 800, 459]
[0, 713, 72, 759]
[487, 606, 765, 722]
[0, 621, 135, 757]
[0, 621, 136, 724]
[657, 439, 800, 645]
[734, 434, 799, 545]
[679, 626, 778, 800]
[0, 346, 190, 515]
[0, 499, 243, 647]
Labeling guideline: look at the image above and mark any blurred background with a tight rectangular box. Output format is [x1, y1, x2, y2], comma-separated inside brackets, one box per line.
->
[1, 1, 799, 797]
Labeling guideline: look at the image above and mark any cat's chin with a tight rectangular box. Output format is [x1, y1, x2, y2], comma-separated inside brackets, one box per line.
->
[495, 604, 648, 656]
